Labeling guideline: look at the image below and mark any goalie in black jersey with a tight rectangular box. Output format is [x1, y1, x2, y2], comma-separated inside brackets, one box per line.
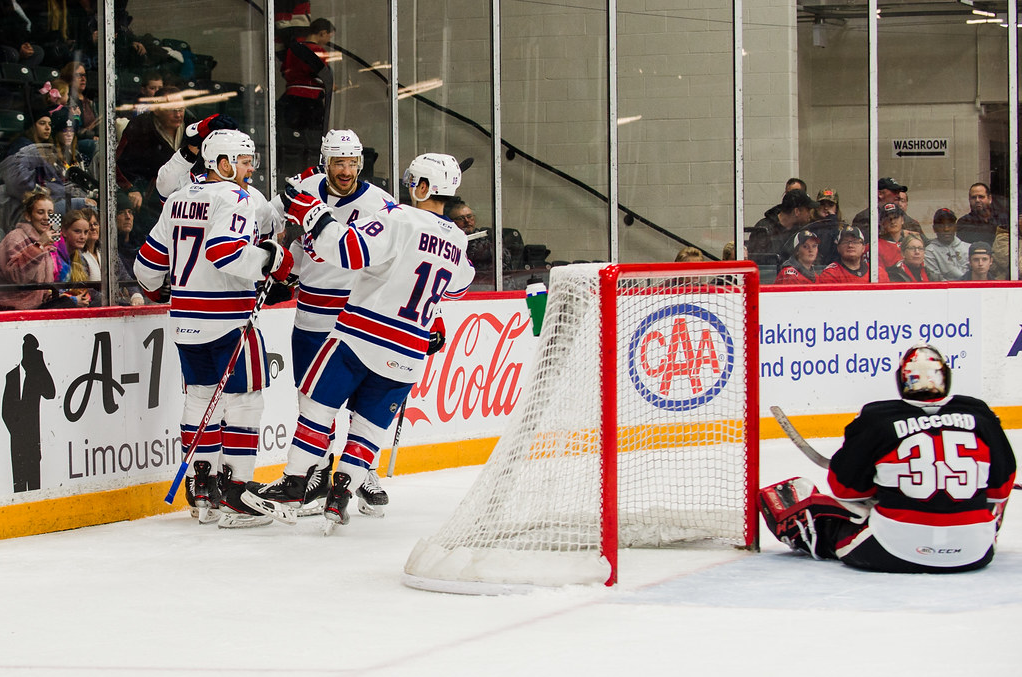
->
[760, 343, 1016, 573]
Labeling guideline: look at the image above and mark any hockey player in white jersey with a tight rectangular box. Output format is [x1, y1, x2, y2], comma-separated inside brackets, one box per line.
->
[134, 129, 294, 528]
[242, 152, 474, 531]
[258, 129, 399, 517]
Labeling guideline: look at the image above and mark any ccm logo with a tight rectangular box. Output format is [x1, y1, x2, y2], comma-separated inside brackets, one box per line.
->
[916, 546, 962, 555]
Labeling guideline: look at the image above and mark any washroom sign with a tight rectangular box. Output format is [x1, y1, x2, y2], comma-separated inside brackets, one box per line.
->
[891, 138, 948, 158]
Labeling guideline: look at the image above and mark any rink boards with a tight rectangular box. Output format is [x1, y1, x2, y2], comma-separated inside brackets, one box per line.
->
[1, 282, 1022, 537]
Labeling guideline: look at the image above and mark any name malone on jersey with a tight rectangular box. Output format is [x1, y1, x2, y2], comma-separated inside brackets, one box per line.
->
[170, 200, 211, 221]
[418, 232, 463, 264]
[893, 412, 976, 439]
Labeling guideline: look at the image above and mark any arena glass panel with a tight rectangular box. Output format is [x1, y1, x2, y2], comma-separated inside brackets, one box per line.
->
[877, 2, 1010, 282]
[790, 2, 870, 286]
[499, 0, 610, 288]
[617, 1, 736, 267]
[395, 0, 496, 290]
[107, 0, 271, 299]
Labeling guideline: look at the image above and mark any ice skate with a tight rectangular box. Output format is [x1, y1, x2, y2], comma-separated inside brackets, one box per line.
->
[241, 472, 305, 526]
[297, 454, 333, 517]
[323, 472, 352, 536]
[356, 468, 388, 518]
[217, 464, 273, 529]
[186, 460, 220, 524]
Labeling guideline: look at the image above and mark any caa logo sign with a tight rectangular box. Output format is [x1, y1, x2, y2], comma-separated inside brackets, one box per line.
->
[627, 304, 735, 411]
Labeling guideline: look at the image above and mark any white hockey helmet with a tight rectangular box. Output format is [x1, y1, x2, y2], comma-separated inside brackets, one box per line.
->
[320, 129, 364, 172]
[202, 129, 259, 180]
[402, 153, 461, 197]
[896, 343, 951, 401]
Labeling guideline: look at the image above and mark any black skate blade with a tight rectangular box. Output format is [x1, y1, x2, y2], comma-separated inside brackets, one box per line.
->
[240, 490, 298, 526]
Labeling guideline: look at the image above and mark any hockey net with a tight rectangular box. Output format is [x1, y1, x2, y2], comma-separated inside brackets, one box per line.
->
[404, 262, 759, 593]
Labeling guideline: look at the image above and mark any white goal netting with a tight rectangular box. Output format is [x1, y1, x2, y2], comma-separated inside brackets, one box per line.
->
[404, 262, 758, 593]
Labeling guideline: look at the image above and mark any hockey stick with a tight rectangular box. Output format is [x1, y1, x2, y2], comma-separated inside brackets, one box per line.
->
[770, 405, 1022, 491]
[386, 398, 407, 478]
[769, 406, 831, 469]
[164, 279, 274, 506]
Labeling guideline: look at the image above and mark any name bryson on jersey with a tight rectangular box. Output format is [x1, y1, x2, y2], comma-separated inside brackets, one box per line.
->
[892, 412, 976, 439]
[170, 200, 210, 220]
[418, 233, 462, 264]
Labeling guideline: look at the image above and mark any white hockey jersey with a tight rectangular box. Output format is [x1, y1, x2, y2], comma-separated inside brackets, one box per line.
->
[311, 202, 475, 383]
[269, 177, 395, 332]
[134, 180, 274, 344]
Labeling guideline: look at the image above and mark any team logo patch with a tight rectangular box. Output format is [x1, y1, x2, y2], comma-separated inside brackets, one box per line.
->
[626, 304, 735, 411]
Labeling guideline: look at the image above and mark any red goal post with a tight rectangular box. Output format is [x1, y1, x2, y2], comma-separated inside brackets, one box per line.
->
[404, 261, 760, 593]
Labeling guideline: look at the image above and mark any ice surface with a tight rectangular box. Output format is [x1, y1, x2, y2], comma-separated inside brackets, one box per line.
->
[0, 435, 1019, 676]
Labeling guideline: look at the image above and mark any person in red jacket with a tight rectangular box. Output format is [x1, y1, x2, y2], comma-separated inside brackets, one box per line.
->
[886, 233, 930, 283]
[773, 229, 818, 285]
[278, 17, 335, 131]
[817, 226, 871, 283]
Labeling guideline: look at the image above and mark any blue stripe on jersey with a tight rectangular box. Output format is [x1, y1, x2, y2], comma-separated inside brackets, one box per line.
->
[348, 433, 380, 453]
[144, 238, 169, 256]
[171, 310, 255, 321]
[337, 325, 423, 359]
[135, 254, 168, 273]
[211, 247, 245, 269]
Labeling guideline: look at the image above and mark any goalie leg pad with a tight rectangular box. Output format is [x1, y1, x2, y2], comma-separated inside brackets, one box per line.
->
[759, 477, 858, 560]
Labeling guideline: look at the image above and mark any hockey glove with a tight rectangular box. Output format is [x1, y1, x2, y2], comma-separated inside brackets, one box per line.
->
[427, 316, 446, 355]
[258, 240, 295, 282]
[287, 165, 325, 185]
[264, 272, 299, 305]
[281, 185, 334, 238]
[184, 113, 239, 147]
[143, 279, 172, 304]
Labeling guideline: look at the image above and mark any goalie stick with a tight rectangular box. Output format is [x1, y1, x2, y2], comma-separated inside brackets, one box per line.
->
[164, 278, 275, 509]
[770, 405, 1022, 490]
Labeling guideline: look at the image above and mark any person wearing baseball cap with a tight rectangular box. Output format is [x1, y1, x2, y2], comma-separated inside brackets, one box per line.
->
[851, 176, 909, 235]
[771, 189, 819, 260]
[960, 240, 995, 281]
[807, 187, 845, 266]
[774, 229, 819, 285]
[876, 201, 908, 270]
[924, 208, 969, 281]
[817, 226, 889, 283]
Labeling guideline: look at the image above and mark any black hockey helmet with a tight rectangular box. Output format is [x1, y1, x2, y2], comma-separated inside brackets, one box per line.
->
[896, 343, 951, 402]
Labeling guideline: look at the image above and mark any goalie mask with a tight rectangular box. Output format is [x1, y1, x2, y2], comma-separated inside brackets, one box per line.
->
[402, 153, 461, 197]
[320, 129, 364, 173]
[202, 129, 259, 181]
[896, 343, 951, 401]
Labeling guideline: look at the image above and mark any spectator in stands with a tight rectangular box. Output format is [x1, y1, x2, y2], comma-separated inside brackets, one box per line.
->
[774, 230, 818, 285]
[992, 215, 1020, 280]
[817, 226, 880, 283]
[80, 207, 143, 306]
[59, 61, 98, 163]
[960, 241, 995, 281]
[771, 189, 818, 260]
[748, 178, 807, 255]
[51, 208, 91, 306]
[23, 0, 75, 67]
[445, 198, 505, 275]
[0, 192, 75, 310]
[115, 86, 188, 240]
[113, 191, 140, 273]
[278, 17, 335, 130]
[675, 246, 705, 263]
[0, 0, 44, 66]
[886, 234, 930, 283]
[721, 241, 736, 260]
[896, 189, 925, 241]
[807, 188, 844, 266]
[924, 208, 969, 281]
[957, 182, 1006, 245]
[877, 202, 905, 270]
[118, 70, 164, 117]
[2, 105, 52, 158]
[852, 177, 906, 236]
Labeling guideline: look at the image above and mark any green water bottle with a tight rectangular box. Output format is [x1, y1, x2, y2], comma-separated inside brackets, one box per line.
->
[525, 278, 547, 337]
